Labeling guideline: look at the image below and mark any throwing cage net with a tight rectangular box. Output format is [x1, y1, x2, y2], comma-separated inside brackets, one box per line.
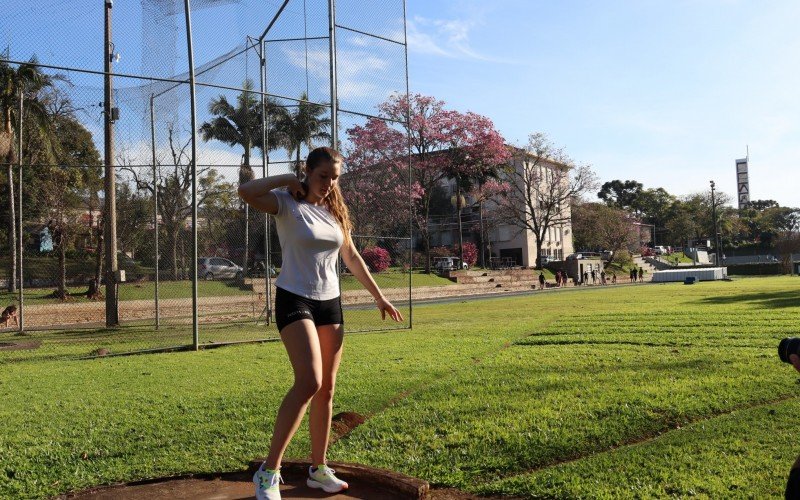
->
[0, 0, 411, 361]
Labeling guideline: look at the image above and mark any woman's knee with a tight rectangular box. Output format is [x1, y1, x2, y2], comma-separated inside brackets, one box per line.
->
[292, 372, 323, 400]
[314, 381, 335, 402]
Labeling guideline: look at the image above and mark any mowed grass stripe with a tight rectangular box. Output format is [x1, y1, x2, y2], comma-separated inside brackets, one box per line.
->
[477, 398, 800, 498]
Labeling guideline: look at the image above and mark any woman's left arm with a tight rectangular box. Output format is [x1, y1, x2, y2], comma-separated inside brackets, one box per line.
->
[340, 241, 404, 322]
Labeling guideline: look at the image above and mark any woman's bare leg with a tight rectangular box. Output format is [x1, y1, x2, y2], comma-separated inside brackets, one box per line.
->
[263, 319, 322, 470]
[309, 323, 344, 466]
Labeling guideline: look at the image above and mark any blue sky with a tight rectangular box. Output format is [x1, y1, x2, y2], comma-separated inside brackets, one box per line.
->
[406, 0, 800, 208]
[2, 0, 798, 207]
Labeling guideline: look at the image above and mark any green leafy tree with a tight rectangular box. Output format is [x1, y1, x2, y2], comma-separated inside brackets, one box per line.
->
[0, 57, 57, 291]
[39, 114, 102, 299]
[597, 180, 643, 211]
[737, 199, 799, 249]
[572, 201, 639, 261]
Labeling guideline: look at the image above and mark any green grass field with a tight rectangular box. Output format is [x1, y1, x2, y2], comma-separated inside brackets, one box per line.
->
[1, 276, 799, 498]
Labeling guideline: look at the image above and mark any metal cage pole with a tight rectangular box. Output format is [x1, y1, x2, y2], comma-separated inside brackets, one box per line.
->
[402, 0, 413, 328]
[183, 0, 199, 349]
[260, 39, 272, 325]
[149, 94, 160, 329]
[243, 38, 250, 288]
[17, 90, 24, 333]
[328, 0, 338, 147]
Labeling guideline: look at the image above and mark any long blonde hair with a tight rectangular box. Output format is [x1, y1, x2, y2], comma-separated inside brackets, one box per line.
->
[306, 147, 353, 246]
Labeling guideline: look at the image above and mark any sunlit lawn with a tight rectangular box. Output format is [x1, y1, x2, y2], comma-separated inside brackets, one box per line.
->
[1, 276, 799, 498]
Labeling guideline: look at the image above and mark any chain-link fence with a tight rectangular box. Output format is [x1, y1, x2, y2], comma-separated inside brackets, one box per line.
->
[0, 0, 411, 362]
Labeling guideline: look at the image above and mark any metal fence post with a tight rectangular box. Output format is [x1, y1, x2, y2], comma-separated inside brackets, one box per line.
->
[149, 93, 160, 330]
[260, 39, 272, 325]
[183, 0, 199, 350]
[328, 0, 338, 147]
[17, 89, 24, 333]
[403, 0, 413, 328]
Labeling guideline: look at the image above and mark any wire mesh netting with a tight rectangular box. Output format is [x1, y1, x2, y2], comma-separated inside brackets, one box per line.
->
[0, 0, 411, 362]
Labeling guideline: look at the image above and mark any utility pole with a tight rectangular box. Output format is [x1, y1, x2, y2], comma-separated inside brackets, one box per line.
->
[104, 0, 119, 326]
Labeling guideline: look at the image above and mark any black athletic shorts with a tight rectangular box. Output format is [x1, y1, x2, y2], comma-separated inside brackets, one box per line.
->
[275, 287, 344, 332]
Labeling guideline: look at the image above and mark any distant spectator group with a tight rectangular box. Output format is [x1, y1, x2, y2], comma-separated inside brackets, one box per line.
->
[537, 266, 645, 290]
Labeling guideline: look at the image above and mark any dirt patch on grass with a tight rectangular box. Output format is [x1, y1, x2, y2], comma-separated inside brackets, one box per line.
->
[331, 411, 366, 439]
[0, 340, 41, 351]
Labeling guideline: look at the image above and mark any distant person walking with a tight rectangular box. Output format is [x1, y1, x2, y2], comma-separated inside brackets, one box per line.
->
[538, 272, 546, 290]
[590, 269, 596, 285]
[611, 271, 617, 284]
[638, 266, 644, 282]
[600, 270, 606, 285]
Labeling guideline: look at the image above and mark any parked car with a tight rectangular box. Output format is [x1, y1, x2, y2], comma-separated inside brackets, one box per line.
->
[654, 246, 668, 255]
[197, 257, 243, 280]
[433, 256, 466, 272]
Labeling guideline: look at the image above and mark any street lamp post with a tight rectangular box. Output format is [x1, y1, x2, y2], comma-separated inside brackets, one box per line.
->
[710, 180, 722, 266]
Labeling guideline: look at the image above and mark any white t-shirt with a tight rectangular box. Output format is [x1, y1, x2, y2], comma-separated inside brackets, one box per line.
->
[272, 189, 344, 300]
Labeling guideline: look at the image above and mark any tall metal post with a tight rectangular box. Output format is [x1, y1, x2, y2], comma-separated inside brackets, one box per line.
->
[455, 177, 464, 268]
[104, 0, 119, 327]
[710, 180, 721, 266]
[402, 0, 412, 327]
[149, 94, 160, 329]
[183, 0, 199, 349]
[17, 91, 24, 333]
[260, 39, 272, 324]
[478, 197, 485, 269]
[328, 0, 338, 147]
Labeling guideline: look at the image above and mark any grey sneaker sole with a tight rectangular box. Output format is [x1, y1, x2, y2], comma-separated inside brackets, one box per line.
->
[307, 477, 347, 493]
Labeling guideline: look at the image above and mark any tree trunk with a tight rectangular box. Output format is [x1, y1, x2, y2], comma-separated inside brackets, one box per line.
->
[171, 229, 179, 281]
[58, 232, 67, 299]
[535, 233, 544, 269]
[87, 225, 104, 300]
[423, 230, 431, 274]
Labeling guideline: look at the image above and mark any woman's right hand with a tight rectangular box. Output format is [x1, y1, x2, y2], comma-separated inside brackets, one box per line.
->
[286, 176, 306, 200]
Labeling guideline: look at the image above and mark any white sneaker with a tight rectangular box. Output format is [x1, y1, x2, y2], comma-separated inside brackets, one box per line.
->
[307, 464, 349, 493]
[253, 464, 283, 500]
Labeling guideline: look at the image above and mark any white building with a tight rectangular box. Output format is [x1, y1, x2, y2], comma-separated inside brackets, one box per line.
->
[429, 149, 575, 268]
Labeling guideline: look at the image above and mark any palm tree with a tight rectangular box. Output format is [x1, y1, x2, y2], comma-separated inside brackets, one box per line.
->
[199, 79, 279, 180]
[199, 80, 281, 273]
[0, 57, 55, 292]
[275, 93, 331, 178]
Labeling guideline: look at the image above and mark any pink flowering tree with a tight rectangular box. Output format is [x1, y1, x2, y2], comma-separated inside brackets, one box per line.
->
[344, 93, 508, 272]
[342, 117, 417, 241]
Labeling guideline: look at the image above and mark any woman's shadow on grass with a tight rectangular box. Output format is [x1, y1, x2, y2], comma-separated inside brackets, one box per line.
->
[698, 290, 800, 309]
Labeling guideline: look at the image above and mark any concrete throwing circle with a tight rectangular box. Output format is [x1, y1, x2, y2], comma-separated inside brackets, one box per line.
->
[61, 460, 429, 499]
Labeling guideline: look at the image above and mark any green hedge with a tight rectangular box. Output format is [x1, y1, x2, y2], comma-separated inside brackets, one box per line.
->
[726, 263, 783, 275]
